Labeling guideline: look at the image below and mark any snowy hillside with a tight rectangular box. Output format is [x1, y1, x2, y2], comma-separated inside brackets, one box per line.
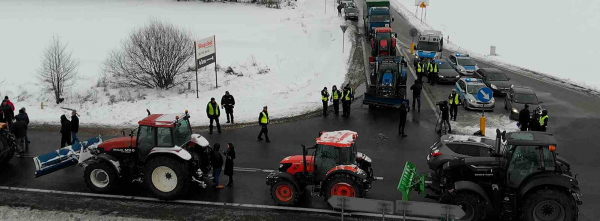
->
[0, 0, 351, 126]
[393, 0, 600, 91]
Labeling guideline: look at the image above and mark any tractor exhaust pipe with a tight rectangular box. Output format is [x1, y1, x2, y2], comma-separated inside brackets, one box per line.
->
[301, 145, 307, 177]
[495, 129, 501, 154]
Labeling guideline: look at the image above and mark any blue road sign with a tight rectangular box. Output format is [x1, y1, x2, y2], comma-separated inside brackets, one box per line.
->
[477, 87, 493, 102]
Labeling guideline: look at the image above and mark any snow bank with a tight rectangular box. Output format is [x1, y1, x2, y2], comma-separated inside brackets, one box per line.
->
[0, 0, 351, 126]
[391, 0, 600, 94]
[451, 115, 519, 139]
[0, 206, 156, 221]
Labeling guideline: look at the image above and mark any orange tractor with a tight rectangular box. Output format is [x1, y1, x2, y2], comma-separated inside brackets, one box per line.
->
[266, 130, 375, 206]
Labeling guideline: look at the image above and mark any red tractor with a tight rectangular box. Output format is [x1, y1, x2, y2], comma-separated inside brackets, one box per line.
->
[266, 130, 375, 206]
[371, 27, 398, 57]
[34, 110, 213, 200]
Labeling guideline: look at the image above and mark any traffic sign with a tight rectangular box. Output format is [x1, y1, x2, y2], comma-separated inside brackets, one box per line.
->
[477, 87, 494, 103]
[395, 200, 465, 220]
[409, 28, 418, 38]
[328, 196, 394, 214]
[340, 25, 348, 33]
[420, 2, 427, 8]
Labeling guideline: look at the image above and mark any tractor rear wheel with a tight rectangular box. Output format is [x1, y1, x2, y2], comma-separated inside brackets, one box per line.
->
[270, 179, 299, 206]
[84, 161, 119, 193]
[0, 134, 14, 164]
[452, 191, 485, 221]
[324, 173, 361, 200]
[523, 188, 576, 221]
[144, 156, 191, 200]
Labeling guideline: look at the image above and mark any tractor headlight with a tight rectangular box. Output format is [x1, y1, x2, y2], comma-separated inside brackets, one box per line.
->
[512, 108, 518, 113]
[279, 164, 284, 168]
[490, 84, 498, 89]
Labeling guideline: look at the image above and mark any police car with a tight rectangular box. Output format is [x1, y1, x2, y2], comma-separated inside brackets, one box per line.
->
[455, 78, 495, 111]
[448, 54, 479, 76]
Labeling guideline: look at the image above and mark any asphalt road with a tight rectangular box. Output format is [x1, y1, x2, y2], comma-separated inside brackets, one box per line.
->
[1, 1, 599, 221]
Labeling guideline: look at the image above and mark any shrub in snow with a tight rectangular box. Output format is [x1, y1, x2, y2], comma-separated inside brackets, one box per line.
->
[16, 86, 31, 102]
[104, 19, 194, 90]
[37, 36, 79, 104]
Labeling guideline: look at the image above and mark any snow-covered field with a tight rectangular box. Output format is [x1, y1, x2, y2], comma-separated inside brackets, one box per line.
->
[0, 0, 350, 126]
[393, 0, 600, 92]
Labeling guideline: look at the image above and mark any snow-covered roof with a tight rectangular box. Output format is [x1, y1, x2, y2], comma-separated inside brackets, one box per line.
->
[138, 113, 185, 127]
[316, 130, 358, 148]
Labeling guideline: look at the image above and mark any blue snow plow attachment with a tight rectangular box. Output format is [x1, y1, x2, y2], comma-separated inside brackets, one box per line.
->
[363, 56, 409, 108]
[33, 136, 102, 178]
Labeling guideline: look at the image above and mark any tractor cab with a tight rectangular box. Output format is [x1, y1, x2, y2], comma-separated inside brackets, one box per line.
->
[267, 130, 375, 206]
[97, 111, 192, 162]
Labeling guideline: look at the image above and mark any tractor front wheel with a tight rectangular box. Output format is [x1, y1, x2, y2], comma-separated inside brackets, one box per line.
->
[84, 161, 119, 193]
[324, 173, 361, 200]
[144, 156, 191, 200]
[523, 188, 577, 221]
[270, 179, 299, 206]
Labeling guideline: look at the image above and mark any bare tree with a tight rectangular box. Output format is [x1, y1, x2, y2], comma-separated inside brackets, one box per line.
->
[104, 19, 194, 90]
[37, 36, 79, 104]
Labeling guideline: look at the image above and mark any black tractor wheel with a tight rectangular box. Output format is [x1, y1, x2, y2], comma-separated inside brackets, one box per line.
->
[0, 134, 14, 164]
[452, 191, 485, 221]
[84, 161, 119, 193]
[323, 173, 362, 200]
[144, 156, 191, 200]
[270, 179, 299, 206]
[523, 188, 577, 221]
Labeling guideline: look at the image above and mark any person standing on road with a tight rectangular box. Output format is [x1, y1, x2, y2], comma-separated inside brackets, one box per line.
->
[11, 116, 27, 157]
[257, 106, 270, 142]
[71, 110, 80, 144]
[428, 60, 438, 86]
[206, 98, 222, 134]
[539, 110, 549, 132]
[321, 87, 330, 116]
[331, 85, 341, 115]
[398, 101, 409, 137]
[416, 60, 425, 83]
[518, 104, 530, 131]
[438, 101, 452, 134]
[448, 89, 460, 121]
[337, 3, 343, 17]
[15, 107, 30, 147]
[410, 80, 422, 112]
[60, 114, 72, 148]
[210, 143, 224, 189]
[223, 143, 236, 187]
[342, 87, 352, 117]
[221, 91, 235, 124]
[1, 97, 15, 127]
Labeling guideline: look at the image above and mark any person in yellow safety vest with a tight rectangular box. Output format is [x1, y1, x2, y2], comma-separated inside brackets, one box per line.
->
[331, 85, 341, 115]
[448, 89, 461, 121]
[417, 60, 425, 83]
[539, 110, 549, 132]
[342, 86, 352, 117]
[321, 87, 330, 116]
[257, 106, 270, 142]
[206, 97, 221, 134]
[428, 60, 438, 86]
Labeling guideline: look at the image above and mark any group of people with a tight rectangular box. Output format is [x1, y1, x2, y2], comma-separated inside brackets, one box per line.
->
[1, 96, 31, 157]
[205, 91, 271, 142]
[415, 58, 439, 86]
[209, 142, 236, 189]
[320, 83, 354, 117]
[59, 110, 80, 148]
[518, 104, 549, 132]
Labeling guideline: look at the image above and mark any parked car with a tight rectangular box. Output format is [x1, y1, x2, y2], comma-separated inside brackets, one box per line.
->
[436, 59, 460, 84]
[455, 78, 495, 111]
[427, 134, 496, 171]
[474, 68, 512, 95]
[505, 86, 543, 120]
[448, 53, 479, 76]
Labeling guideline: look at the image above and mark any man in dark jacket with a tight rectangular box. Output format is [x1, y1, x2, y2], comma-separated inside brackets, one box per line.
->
[11, 118, 27, 157]
[398, 101, 408, 137]
[223, 143, 236, 186]
[1, 97, 15, 126]
[15, 107, 30, 147]
[410, 80, 423, 112]
[60, 115, 72, 148]
[210, 143, 224, 189]
[71, 110, 80, 144]
[206, 98, 221, 134]
[428, 60, 438, 86]
[518, 104, 530, 131]
[337, 3, 343, 16]
[321, 87, 329, 116]
[438, 101, 451, 134]
[257, 106, 270, 142]
[331, 85, 341, 115]
[220, 91, 235, 124]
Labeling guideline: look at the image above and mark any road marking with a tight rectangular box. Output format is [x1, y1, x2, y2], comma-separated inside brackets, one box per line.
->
[0, 186, 435, 221]
[234, 167, 385, 180]
[396, 46, 439, 118]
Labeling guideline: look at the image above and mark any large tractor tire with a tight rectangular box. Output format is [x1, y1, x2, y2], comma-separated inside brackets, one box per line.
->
[323, 173, 362, 200]
[144, 156, 191, 200]
[0, 133, 15, 164]
[270, 178, 300, 206]
[84, 161, 119, 193]
[452, 191, 485, 221]
[522, 188, 577, 221]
